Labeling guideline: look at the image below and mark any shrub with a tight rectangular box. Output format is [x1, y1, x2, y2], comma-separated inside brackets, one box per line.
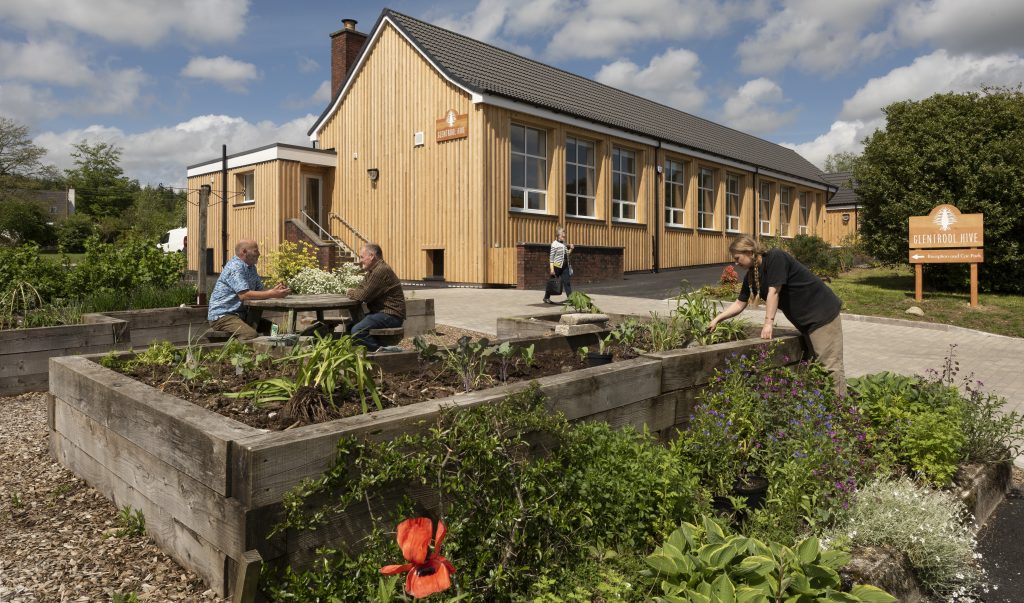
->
[0, 243, 68, 301]
[785, 234, 841, 279]
[265, 240, 319, 287]
[67, 235, 185, 293]
[269, 387, 704, 601]
[825, 477, 983, 600]
[56, 212, 96, 253]
[849, 371, 966, 486]
[287, 265, 363, 294]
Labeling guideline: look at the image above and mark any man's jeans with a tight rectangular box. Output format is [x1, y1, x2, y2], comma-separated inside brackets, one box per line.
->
[350, 312, 403, 351]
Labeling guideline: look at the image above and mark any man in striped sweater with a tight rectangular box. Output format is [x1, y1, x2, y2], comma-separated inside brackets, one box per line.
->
[346, 243, 406, 352]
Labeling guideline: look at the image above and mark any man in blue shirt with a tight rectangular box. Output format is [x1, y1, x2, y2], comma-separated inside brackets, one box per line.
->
[207, 239, 290, 339]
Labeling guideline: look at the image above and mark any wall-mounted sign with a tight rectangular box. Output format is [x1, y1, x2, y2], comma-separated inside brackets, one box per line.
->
[909, 203, 983, 248]
[435, 109, 468, 142]
[907, 203, 985, 307]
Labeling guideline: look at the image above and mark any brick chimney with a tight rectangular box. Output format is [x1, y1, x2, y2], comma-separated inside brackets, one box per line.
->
[330, 19, 367, 98]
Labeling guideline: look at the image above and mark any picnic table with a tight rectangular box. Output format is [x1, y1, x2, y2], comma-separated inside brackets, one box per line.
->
[245, 294, 363, 334]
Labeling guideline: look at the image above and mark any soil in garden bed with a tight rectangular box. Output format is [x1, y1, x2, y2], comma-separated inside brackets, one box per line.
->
[112, 349, 588, 431]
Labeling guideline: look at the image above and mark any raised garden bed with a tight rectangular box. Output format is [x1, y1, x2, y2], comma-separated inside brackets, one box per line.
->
[48, 330, 803, 597]
[1, 305, 208, 395]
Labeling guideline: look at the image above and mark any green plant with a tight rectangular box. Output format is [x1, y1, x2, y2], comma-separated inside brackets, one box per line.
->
[0, 279, 43, 327]
[825, 477, 983, 600]
[442, 335, 493, 392]
[646, 517, 895, 602]
[927, 345, 1024, 464]
[492, 341, 534, 382]
[413, 335, 440, 363]
[230, 333, 382, 414]
[124, 340, 178, 369]
[112, 592, 141, 603]
[644, 312, 681, 352]
[784, 234, 842, 279]
[673, 287, 749, 346]
[849, 371, 966, 485]
[563, 291, 600, 313]
[265, 240, 319, 287]
[112, 505, 146, 538]
[271, 386, 703, 601]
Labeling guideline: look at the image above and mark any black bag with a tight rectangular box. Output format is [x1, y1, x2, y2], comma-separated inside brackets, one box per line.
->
[545, 275, 563, 297]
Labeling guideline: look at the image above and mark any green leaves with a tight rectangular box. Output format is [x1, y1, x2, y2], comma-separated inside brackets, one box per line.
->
[647, 517, 895, 603]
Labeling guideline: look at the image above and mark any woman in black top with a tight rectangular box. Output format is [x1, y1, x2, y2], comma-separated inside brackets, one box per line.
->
[708, 235, 846, 396]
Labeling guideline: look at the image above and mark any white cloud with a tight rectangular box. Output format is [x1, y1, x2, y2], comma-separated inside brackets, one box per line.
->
[892, 0, 1024, 55]
[721, 78, 796, 135]
[546, 0, 771, 60]
[35, 113, 317, 187]
[181, 56, 259, 92]
[840, 50, 1024, 121]
[0, 39, 93, 86]
[297, 55, 320, 74]
[0, 0, 250, 47]
[282, 80, 331, 110]
[781, 118, 884, 169]
[0, 67, 147, 124]
[594, 48, 706, 112]
[0, 83, 62, 124]
[737, 0, 893, 75]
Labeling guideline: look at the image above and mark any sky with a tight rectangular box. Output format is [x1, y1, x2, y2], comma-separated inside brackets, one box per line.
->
[2, 0, 1024, 188]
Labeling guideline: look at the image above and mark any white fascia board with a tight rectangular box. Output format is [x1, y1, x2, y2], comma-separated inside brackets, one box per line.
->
[186, 145, 336, 178]
[310, 15, 477, 143]
[472, 93, 658, 147]
[661, 142, 754, 172]
[759, 168, 829, 191]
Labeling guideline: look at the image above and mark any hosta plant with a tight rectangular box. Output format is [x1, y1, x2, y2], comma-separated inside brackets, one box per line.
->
[646, 516, 895, 603]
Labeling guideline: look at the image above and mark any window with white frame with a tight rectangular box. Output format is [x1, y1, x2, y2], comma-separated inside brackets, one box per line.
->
[798, 192, 809, 234]
[612, 147, 637, 220]
[664, 159, 686, 226]
[759, 181, 772, 235]
[725, 173, 741, 232]
[510, 123, 547, 212]
[239, 172, 255, 203]
[779, 186, 791, 237]
[697, 167, 715, 229]
[565, 136, 596, 217]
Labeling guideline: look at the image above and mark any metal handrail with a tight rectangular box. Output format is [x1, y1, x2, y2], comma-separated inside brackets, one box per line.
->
[300, 210, 355, 256]
[329, 212, 370, 246]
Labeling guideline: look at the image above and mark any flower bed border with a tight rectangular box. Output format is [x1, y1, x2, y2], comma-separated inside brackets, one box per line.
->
[48, 331, 803, 596]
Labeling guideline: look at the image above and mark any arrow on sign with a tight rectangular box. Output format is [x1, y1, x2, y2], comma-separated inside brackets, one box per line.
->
[911, 254, 924, 259]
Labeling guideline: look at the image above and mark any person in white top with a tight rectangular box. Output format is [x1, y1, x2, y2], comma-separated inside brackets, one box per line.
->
[543, 226, 574, 304]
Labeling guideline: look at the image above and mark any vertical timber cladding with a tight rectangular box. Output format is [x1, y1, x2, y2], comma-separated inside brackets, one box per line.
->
[482, 104, 656, 281]
[185, 162, 282, 275]
[317, 24, 484, 284]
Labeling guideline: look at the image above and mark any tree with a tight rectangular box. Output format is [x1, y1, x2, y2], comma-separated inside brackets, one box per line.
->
[0, 117, 47, 179]
[64, 141, 139, 218]
[823, 151, 860, 173]
[56, 212, 96, 252]
[127, 184, 187, 241]
[856, 87, 1024, 293]
[0, 198, 54, 246]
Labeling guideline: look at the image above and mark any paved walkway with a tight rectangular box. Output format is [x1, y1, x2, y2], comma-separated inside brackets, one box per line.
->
[410, 286, 1024, 436]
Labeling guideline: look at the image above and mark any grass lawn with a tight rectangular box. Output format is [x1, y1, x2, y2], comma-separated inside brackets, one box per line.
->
[829, 265, 1024, 338]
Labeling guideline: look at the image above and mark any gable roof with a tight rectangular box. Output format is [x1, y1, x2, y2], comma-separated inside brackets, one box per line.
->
[311, 8, 831, 188]
[821, 171, 860, 208]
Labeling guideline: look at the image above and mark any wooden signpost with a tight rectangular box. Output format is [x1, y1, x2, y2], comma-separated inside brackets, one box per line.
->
[908, 204, 984, 307]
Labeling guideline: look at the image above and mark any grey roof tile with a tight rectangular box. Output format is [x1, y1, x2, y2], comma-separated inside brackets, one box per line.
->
[822, 172, 860, 207]
[316, 9, 831, 186]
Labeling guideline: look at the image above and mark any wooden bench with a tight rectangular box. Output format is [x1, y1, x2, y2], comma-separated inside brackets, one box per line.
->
[369, 327, 404, 345]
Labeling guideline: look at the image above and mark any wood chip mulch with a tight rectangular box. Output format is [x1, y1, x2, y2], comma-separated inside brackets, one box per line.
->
[0, 392, 226, 603]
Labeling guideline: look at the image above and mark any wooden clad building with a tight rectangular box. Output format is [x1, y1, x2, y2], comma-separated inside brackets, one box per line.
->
[820, 171, 861, 245]
[186, 9, 838, 284]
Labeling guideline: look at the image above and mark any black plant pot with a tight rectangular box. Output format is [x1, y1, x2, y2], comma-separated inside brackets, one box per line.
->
[733, 474, 769, 511]
[586, 351, 613, 367]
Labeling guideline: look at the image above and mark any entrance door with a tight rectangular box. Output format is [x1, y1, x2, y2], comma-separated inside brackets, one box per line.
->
[303, 175, 323, 233]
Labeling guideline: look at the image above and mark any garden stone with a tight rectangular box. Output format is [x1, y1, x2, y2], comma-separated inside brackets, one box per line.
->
[905, 306, 924, 316]
[554, 323, 606, 336]
[559, 313, 610, 325]
[842, 546, 926, 603]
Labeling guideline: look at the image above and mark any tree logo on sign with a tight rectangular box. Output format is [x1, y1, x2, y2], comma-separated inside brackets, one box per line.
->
[933, 207, 958, 231]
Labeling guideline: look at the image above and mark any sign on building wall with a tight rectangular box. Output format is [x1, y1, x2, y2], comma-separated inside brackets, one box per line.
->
[435, 109, 468, 142]
[907, 204, 984, 307]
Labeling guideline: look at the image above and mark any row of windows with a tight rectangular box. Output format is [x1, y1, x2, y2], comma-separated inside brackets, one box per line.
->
[511, 123, 814, 234]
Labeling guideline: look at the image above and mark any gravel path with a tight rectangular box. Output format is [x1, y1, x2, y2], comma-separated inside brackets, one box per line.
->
[0, 392, 226, 602]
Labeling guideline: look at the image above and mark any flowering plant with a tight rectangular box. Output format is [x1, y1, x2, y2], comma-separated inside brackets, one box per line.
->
[719, 264, 740, 286]
[380, 517, 455, 598]
[288, 265, 364, 295]
[676, 343, 874, 541]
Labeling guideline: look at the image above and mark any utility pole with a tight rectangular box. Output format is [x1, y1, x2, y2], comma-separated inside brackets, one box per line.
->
[197, 185, 210, 305]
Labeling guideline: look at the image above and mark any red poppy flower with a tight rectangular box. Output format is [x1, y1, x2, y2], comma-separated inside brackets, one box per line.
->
[380, 517, 455, 598]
